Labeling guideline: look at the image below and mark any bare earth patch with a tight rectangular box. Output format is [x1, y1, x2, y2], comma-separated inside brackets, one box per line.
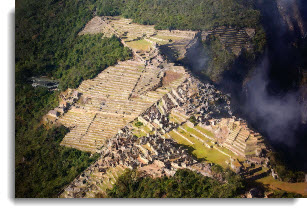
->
[162, 70, 183, 86]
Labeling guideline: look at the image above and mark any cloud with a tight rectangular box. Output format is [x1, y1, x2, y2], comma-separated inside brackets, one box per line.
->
[244, 54, 301, 145]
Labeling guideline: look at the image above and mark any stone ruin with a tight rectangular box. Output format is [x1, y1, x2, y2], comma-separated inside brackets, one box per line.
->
[47, 16, 196, 153]
[50, 16, 273, 197]
[131, 74, 272, 181]
[59, 67, 271, 197]
[60, 126, 213, 198]
[199, 117, 271, 180]
[137, 76, 232, 135]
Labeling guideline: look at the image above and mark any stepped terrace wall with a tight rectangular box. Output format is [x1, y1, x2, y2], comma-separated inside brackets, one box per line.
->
[201, 27, 255, 56]
[54, 17, 276, 197]
[47, 35, 191, 153]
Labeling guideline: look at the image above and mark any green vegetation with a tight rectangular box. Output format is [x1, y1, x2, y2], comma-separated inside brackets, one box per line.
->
[96, 0, 260, 31]
[135, 121, 144, 127]
[203, 37, 237, 82]
[15, 84, 99, 198]
[15, 124, 99, 198]
[132, 121, 154, 137]
[195, 125, 215, 138]
[93, 0, 265, 83]
[16, 0, 131, 89]
[169, 127, 230, 168]
[15, 0, 272, 198]
[268, 152, 305, 183]
[202, 35, 265, 82]
[269, 190, 303, 198]
[15, 86, 59, 132]
[16, 0, 95, 80]
[188, 115, 198, 125]
[169, 112, 185, 124]
[56, 34, 131, 90]
[256, 176, 306, 197]
[107, 169, 245, 198]
[184, 126, 211, 142]
[126, 39, 152, 51]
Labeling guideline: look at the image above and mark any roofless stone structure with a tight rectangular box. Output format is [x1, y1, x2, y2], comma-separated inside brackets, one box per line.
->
[47, 16, 194, 152]
[44, 17, 273, 198]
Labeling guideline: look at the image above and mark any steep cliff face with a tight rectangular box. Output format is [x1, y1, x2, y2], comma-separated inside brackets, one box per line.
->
[253, 0, 307, 122]
[242, 0, 307, 171]
[255, 0, 306, 34]
[276, 0, 306, 37]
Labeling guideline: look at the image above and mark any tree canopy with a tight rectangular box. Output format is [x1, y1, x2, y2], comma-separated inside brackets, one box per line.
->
[96, 0, 260, 31]
[107, 169, 245, 198]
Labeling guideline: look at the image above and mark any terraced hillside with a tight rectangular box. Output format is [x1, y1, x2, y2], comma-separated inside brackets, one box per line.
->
[47, 16, 288, 198]
[58, 64, 272, 198]
[129, 76, 271, 180]
[202, 26, 255, 56]
[46, 17, 193, 153]
[80, 16, 197, 62]
[54, 60, 189, 152]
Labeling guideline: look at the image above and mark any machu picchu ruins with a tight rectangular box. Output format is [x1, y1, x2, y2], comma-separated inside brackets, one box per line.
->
[15, 0, 307, 201]
[41, 16, 282, 198]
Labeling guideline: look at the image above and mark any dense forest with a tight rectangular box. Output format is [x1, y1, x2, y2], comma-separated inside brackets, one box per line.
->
[16, 0, 94, 80]
[56, 34, 131, 90]
[15, 83, 100, 197]
[107, 168, 245, 198]
[16, 0, 131, 86]
[106, 168, 302, 198]
[95, 0, 260, 30]
[15, 123, 99, 198]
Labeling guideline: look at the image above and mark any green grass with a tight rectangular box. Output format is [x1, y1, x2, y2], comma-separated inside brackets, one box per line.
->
[195, 125, 215, 138]
[256, 176, 307, 196]
[248, 167, 268, 178]
[245, 150, 256, 156]
[135, 121, 143, 127]
[169, 129, 230, 168]
[132, 129, 147, 138]
[143, 126, 152, 133]
[169, 114, 182, 124]
[183, 124, 242, 160]
[218, 146, 238, 159]
[132, 120, 153, 138]
[126, 39, 152, 51]
[170, 112, 186, 124]
[183, 124, 211, 143]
